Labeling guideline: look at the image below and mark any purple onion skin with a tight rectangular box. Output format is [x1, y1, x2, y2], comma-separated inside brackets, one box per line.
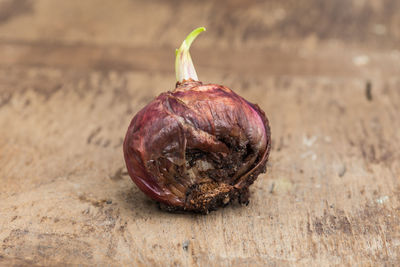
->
[123, 80, 271, 213]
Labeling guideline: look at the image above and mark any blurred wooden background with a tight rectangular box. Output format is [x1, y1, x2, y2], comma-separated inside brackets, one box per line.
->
[1, 0, 400, 265]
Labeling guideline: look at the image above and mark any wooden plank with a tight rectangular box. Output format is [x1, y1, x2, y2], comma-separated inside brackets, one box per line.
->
[1, 66, 400, 265]
[1, 0, 400, 266]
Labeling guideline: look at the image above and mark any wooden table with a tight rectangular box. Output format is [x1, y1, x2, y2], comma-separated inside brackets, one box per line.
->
[1, 0, 400, 265]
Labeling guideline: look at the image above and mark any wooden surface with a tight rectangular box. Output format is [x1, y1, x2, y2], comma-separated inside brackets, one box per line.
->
[1, 0, 400, 266]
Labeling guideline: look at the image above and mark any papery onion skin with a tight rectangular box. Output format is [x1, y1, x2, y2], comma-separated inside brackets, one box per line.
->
[123, 80, 271, 213]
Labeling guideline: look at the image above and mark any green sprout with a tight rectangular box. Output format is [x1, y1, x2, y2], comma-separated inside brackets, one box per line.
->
[175, 27, 206, 83]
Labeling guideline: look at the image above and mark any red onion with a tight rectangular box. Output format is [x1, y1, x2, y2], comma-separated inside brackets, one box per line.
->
[123, 27, 271, 213]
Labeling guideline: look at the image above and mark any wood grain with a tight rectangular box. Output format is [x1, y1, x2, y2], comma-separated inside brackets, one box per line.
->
[1, 0, 400, 266]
